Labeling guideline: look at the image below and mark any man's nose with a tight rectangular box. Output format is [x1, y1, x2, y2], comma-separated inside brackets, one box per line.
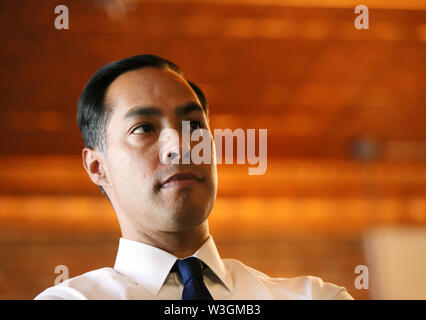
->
[159, 128, 191, 164]
[167, 136, 191, 163]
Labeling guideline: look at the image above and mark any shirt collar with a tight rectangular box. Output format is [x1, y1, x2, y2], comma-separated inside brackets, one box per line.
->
[193, 236, 233, 293]
[113, 235, 233, 296]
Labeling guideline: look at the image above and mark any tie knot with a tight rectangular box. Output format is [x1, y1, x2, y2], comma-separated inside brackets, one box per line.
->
[176, 257, 204, 284]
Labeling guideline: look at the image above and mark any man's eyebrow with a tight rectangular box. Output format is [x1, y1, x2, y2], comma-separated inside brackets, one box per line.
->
[123, 106, 163, 120]
[176, 102, 203, 116]
[123, 102, 203, 120]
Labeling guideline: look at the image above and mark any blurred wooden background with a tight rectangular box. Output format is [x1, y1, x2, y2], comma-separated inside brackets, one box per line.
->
[0, 0, 425, 300]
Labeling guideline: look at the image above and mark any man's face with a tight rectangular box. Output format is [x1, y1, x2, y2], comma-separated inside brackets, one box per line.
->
[102, 67, 217, 233]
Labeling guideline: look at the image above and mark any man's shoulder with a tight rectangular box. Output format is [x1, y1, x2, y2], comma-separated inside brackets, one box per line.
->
[34, 267, 128, 300]
[222, 258, 353, 300]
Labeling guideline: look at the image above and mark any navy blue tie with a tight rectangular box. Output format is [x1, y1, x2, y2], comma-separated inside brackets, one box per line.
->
[176, 257, 213, 300]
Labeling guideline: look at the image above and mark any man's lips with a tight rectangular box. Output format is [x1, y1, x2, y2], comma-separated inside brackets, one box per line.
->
[160, 172, 202, 188]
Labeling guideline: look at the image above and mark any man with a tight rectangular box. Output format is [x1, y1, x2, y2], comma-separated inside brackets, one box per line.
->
[35, 54, 353, 300]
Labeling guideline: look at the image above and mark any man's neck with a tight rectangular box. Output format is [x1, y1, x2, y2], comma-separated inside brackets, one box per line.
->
[121, 222, 210, 258]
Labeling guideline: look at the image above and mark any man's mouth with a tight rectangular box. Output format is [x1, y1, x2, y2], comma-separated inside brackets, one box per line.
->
[160, 172, 202, 188]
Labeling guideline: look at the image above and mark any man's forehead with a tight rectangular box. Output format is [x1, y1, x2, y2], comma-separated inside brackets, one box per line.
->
[105, 67, 199, 116]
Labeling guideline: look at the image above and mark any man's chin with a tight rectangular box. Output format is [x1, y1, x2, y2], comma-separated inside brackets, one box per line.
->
[156, 185, 215, 229]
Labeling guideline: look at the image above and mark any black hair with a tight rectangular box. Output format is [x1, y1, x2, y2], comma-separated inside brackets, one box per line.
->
[77, 54, 209, 200]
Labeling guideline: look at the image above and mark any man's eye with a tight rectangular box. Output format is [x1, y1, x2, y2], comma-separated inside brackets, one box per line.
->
[132, 123, 155, 134]
[190, 120, 203, 130]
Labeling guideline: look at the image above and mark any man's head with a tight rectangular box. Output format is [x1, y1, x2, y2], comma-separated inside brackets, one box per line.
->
[77, 54, 217, 236]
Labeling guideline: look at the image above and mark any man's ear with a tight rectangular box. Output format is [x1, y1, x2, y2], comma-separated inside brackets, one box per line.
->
[82, 147, 110, 187]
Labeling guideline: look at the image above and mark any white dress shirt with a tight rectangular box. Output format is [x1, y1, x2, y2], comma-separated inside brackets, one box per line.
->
[35, 236, 353, 300]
